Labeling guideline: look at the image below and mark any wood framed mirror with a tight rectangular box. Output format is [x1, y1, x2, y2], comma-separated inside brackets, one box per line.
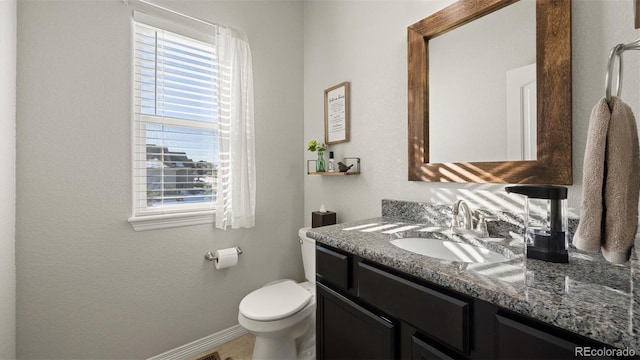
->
[408, 0, 572, 184]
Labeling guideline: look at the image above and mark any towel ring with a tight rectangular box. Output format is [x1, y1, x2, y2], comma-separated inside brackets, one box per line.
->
[605, 43, 624, 102]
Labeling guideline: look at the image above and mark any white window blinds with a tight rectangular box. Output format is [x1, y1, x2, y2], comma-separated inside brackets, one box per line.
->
[133, 21, 218, 216]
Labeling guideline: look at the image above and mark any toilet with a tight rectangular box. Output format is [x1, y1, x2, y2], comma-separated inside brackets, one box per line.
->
[238, 228, 316, 360]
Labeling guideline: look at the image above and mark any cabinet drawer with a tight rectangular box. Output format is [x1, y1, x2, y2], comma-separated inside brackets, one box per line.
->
[357, 262, 469, 354]
[495, 314, 582, 359]
[316, 245, 350, 291]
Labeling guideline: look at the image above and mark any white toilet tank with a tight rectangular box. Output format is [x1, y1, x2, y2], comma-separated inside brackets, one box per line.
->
[298, 228, 316, 284]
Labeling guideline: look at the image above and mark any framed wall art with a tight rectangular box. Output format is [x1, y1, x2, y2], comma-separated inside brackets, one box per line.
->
[324, 82, 350, 144]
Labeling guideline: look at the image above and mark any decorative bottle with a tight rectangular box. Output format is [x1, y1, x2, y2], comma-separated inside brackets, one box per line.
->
[328, 151, 336, 172]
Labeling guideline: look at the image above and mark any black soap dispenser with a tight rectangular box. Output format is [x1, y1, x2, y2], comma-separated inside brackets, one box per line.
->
[505, 185, 569, 263]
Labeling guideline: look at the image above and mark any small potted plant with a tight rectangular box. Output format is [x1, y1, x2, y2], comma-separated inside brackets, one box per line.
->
[307, 139, 327, 172]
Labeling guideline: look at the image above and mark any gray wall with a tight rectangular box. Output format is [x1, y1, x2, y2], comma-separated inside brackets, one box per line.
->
[16, 0, 303, 358]
[303, 0, 640, 224]
[14, 0, 640, 358]
[0, 0, 17, 358]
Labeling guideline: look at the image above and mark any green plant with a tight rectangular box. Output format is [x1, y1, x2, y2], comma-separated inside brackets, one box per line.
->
[307, 139, 326, 152]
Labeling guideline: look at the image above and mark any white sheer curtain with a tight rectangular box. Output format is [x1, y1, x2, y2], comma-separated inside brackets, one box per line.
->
[215, 27, 256, 230]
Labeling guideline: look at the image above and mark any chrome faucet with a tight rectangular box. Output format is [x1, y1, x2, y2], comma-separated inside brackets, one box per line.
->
[451, 199, 473, 230]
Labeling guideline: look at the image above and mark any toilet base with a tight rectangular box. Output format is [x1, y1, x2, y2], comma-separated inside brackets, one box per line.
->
[247, 315, 313, 360]
[296, 316, 316, 360]
[252, 336, 296, 360]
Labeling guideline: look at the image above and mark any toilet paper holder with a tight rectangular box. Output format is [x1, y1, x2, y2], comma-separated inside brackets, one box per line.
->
[204, 247, 243, 261]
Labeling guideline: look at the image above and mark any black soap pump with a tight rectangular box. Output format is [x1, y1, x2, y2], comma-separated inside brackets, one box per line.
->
[505, 185, 569, 263]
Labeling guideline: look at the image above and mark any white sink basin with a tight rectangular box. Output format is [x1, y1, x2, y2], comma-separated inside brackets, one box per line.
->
[390, 237, 510, 263]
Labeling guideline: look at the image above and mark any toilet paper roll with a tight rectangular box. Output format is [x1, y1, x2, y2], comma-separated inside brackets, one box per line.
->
[214, 248, 239, 270]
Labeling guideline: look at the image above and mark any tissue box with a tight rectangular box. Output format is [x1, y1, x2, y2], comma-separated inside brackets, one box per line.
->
[312, 211, 336, 228]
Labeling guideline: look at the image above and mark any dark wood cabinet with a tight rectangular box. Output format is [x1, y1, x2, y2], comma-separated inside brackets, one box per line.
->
[316, 283, 395, 360]
[411, 335, 456, 360]
[315, 244, 621, 360]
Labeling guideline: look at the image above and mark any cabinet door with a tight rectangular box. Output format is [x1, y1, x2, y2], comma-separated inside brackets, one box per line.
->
[317, 283, 395, 360]
[411, 335, 455, 360]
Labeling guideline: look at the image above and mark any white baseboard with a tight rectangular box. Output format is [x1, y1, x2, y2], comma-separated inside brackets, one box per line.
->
[148, 324, 248, 360]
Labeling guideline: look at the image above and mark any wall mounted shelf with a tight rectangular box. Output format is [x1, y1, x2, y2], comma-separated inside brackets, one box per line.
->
[308, 172, 359, 176]
[307, 157, 360, 176]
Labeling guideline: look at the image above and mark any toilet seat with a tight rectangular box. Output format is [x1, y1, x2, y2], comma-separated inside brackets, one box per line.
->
[239, 280, 312, 321]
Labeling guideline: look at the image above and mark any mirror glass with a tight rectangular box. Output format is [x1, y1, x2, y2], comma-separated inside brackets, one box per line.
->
[429, 0, 536, 163]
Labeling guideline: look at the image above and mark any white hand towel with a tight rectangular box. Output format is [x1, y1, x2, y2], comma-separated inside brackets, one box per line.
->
[574, 97, 640, 264]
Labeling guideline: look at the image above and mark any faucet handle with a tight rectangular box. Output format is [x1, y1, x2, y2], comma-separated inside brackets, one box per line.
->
[476, 213, 499, 238]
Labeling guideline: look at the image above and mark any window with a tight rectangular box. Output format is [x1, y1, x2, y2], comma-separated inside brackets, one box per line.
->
[131, 20, 218, 227]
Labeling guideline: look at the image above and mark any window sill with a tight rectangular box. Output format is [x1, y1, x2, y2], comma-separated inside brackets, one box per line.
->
[129, 211, 215, 231]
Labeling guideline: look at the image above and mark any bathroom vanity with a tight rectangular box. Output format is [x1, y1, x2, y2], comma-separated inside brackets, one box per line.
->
[309, 201, 639, 359]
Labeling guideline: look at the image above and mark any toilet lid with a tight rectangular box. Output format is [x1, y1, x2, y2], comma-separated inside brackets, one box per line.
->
[239, 280, 312, 321]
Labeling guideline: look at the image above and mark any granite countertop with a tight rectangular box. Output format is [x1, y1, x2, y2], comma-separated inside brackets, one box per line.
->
[308, 217, 640, 351]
